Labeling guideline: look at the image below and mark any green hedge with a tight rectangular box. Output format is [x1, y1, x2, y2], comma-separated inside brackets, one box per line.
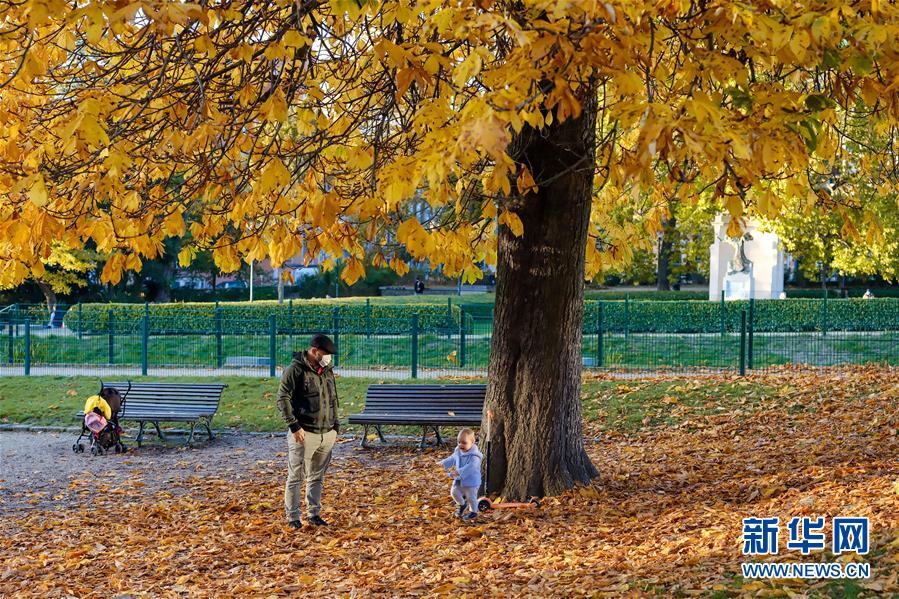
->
[55, 297, 899, 335]
[171, 287, 280, 302]
[459, 303, 495, 319]
[585, 290, 708, 301]
[784, 288, 899, 299]
[63, 301, 461, 335]
[581, 298, 899, 333]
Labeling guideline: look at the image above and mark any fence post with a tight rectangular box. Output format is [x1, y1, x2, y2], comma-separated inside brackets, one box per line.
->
[624, 294, 630, 340]
[269, 315, 277, 377]
[411, 314, 419, 379]
[332, 306, 340, 368]
[365, 298, 372, 339]
[215, 308, 223, 368]
[447, 297, 453, 327]
[78, 303, 83, 340]
[288, 299, 294, 332]
[141, 315, 149, 376]
[24, 318, 30, 376]
[107, 309, 115, 365]
[821, 292, 828, 337]
[459, 307, 467, 367]
[739, 309, 747, 376]
[720, 289, 726, 337]
[748, 298, 754, 371]
[7, 314, 13, 364]
[597, 302, 604, 367]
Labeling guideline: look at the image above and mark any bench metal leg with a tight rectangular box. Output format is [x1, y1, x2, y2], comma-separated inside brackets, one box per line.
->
[418, 426, 446, 448]
[153, 421, 165, 441]
[187, 422, 196, 446]
[361, 425, 388, 448]
[137, 422, 145, 447]
[203, 418, 215, 442]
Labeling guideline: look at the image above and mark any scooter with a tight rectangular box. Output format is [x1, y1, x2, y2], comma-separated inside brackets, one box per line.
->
[476, 435, 541, 512]
[477, 496, 541, 511]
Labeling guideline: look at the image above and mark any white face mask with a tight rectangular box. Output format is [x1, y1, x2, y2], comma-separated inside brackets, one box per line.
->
[319, 353, 333, 367]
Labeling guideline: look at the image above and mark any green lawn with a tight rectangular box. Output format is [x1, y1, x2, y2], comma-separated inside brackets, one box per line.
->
[0, 375, 775, 435]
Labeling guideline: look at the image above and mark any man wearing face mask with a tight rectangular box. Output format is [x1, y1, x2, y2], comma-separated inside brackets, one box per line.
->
[278, 333, 340, 528]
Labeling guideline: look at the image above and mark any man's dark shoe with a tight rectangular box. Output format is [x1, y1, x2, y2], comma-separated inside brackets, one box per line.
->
[288, 520, 302, 529]
[308, 515, 328, 526]
[455, 504, 466, 518]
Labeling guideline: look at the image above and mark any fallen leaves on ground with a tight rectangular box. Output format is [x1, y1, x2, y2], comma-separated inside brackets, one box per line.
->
[1, 366, 897, 597]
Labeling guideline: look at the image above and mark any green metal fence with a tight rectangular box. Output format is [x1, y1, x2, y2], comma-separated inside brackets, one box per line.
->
[0, 299, 895, 377]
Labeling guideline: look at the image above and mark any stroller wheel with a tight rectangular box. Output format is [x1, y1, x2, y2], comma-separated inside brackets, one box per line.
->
[72, 443, 79, 453]
[477, 498, 492, 512]
[90, 445, 99, 456]
[114, 443, 125, 453]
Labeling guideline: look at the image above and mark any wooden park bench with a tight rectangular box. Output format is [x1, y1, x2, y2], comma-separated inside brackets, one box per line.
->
[77, 381, 227, 446]
[348, 384, 486, 447]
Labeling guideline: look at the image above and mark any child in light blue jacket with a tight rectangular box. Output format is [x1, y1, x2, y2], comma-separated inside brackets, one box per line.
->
[439, 428, 483, 520]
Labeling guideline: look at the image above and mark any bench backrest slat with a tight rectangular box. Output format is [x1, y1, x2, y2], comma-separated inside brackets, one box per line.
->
[359, 384, 486, 415]
[102, 382, 226, 418]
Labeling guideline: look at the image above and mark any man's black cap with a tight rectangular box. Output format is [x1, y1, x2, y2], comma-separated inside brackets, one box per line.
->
[310, 334, 337, 354]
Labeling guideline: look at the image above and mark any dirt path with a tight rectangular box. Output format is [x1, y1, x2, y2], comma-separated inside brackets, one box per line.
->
[0, 430, 322, 516]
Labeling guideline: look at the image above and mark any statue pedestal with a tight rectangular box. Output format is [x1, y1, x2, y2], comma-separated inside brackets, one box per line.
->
[724, 268, 754, 301]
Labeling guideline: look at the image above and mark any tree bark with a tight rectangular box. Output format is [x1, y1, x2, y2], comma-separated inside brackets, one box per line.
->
[35, 280, 57, 317]
[656, 211, 677, 291]
[483, 82, 599, 500]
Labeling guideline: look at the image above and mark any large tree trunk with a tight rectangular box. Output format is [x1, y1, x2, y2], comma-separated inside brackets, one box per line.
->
[657, 211, 677, 291]
[483, 83, 599, 500]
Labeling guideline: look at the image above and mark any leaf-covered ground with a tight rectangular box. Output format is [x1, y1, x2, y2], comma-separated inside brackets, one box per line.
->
[1, 366, 897, 597]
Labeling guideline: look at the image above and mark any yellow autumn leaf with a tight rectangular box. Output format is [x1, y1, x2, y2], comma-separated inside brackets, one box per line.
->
[257, 158, 292, 195]
[499, 210, 524, 237]
[516, 166, 537, 196]
[162, 212, 186, 237]
[178, 246, 197, 268]
[100, 253, 126, 285]
[28, 174, 49, 207]
[340, 257, 365, 285]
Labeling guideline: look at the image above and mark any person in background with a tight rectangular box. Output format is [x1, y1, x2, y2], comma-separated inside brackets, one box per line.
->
[414, 277, 425, 294]
[863, 289, 875, 299]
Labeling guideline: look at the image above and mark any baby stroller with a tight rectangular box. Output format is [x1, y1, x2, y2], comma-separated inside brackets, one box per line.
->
[73, 383, 130, 456]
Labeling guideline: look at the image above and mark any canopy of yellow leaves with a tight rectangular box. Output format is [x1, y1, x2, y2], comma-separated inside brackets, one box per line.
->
[1, 1, 898, 285]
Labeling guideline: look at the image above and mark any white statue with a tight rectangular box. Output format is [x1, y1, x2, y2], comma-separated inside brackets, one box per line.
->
[726, 232, 754, 274]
